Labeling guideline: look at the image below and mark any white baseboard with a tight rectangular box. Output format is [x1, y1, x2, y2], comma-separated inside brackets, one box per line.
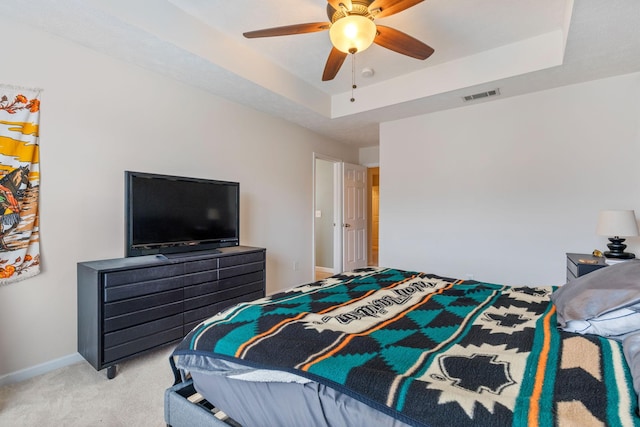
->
[0, 352, 84, 387]
[315, 266, 334, 274]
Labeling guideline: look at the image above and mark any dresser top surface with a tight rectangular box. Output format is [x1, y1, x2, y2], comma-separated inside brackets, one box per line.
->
[79, 246, 265, 271]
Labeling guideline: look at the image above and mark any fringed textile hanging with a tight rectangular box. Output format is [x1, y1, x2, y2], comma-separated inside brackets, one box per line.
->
[0, 84, 41, 285]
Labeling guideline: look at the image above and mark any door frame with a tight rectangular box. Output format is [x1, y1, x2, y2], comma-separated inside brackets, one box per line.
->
[312, 153, 343, 281]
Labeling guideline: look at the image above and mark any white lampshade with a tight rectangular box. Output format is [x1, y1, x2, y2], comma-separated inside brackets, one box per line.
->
[329, 15, 377, 54]
[596, 210, 639, 237]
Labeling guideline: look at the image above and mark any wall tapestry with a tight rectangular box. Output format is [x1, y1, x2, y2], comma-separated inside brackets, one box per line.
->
[0, 85, 41, 285]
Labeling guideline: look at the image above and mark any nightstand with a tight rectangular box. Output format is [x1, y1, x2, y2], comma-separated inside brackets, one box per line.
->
[566, 253, 608, 281]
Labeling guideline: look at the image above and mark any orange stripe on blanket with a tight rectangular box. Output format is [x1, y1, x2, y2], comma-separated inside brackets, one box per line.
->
[234, 274, 419, 358]
[528, 304, 556, 427]
[301, 281, 456, 372]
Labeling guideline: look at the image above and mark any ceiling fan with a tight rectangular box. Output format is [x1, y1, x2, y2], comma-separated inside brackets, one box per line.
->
[243, 0, 434, 81]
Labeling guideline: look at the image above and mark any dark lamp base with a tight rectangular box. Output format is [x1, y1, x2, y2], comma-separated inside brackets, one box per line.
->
[604, 251, 636, 259]
[604, 236, 636, 259]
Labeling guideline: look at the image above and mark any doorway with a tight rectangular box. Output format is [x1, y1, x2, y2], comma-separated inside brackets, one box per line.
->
[313, 156, 341, 281]
[313, 156, 375, 281]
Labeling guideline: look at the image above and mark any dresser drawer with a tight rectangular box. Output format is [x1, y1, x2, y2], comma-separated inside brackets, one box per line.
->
[220, 251, 264, 268]
[104, 289, 183, 318]
[184, 289, 264, 332]
[104, 313, 183, 348]
[219, 261, 264, 279]
[103, 326, 183, 364]
[183, 270, 264, 300]
[219, 271, 264, 291]
[184, 258, 219, 274]
[104, 301, 184, 333]
[103, 264, 184, 287]
[183, 270, 218, 287]
[104, 276, 183, 302]
[183, 280, 264, 312]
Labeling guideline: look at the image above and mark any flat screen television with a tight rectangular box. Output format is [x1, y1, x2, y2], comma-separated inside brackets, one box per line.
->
[125, 171, 239, 257]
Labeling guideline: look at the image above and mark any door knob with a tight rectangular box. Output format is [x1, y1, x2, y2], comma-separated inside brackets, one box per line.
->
[344, 223, 351, 228]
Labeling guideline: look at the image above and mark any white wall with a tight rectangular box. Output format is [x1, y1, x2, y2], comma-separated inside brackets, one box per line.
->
[359, 146, 380, 166]
[380, 72, 640, 286]
[0, 17, 357, 379]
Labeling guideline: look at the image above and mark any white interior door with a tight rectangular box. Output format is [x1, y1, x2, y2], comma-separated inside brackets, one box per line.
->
[343, 162, 367, 271]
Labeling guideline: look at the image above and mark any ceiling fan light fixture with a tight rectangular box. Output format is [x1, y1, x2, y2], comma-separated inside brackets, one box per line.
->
[329, 15, 376, 54]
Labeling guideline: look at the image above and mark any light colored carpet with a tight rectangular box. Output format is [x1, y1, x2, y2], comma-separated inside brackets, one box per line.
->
[0, 344, 175, 426]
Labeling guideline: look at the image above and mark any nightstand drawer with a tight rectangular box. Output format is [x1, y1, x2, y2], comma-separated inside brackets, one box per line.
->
[566, 260, 579, 278]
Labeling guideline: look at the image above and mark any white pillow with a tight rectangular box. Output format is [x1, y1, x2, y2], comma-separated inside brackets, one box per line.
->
[562, 303, 640, 340]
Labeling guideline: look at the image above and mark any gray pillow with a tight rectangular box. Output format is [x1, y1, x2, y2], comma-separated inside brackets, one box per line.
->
[551, 260, 640, 327]
[552, 260, 640, 413]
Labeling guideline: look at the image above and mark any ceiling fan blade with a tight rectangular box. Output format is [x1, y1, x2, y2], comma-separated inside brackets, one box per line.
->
[374, 25, 434, 60]
[322, 47, 348, 81]
[369, 0, 424, 19]
[327, 0, 353, 13]
[243, 22, 330, 38]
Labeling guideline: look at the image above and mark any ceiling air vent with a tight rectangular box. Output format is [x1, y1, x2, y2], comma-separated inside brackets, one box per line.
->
[462, 88, 501, 102]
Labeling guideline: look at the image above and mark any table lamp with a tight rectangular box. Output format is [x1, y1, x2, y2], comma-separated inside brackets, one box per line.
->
[596, 209, 639, 259]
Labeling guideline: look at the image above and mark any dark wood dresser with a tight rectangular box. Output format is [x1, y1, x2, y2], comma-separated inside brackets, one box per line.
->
[77, 246, 265, 378]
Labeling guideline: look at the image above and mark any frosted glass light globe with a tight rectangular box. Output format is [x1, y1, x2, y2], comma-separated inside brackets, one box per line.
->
[329, 15, 376, 54]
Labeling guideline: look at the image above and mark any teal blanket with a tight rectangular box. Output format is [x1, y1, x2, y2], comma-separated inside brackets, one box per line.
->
[173, 267, 640, 426]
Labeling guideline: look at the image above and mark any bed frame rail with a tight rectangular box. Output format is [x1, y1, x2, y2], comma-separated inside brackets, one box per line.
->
[164, 379, 241, 427]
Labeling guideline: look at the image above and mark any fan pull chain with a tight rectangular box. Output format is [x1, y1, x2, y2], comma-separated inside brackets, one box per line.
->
[350, 53, 356, 102]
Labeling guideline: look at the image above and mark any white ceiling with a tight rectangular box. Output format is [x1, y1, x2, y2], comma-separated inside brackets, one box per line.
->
[1, 0, 639, 147]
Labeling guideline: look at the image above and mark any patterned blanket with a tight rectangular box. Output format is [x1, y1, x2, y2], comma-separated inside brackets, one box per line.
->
[173, 268, 640, 426]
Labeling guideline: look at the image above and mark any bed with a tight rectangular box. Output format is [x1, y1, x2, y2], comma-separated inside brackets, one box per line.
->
[166, 264, 640, 427]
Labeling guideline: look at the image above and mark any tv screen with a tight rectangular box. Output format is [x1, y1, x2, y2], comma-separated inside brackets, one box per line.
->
[125, 171, 239, 257]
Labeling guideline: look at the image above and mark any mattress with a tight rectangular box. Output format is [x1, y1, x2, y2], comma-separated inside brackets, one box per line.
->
[185, 365, 410, 427]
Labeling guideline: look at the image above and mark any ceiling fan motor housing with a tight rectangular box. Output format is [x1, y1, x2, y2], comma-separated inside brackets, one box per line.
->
[327, 1, 375, 22]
